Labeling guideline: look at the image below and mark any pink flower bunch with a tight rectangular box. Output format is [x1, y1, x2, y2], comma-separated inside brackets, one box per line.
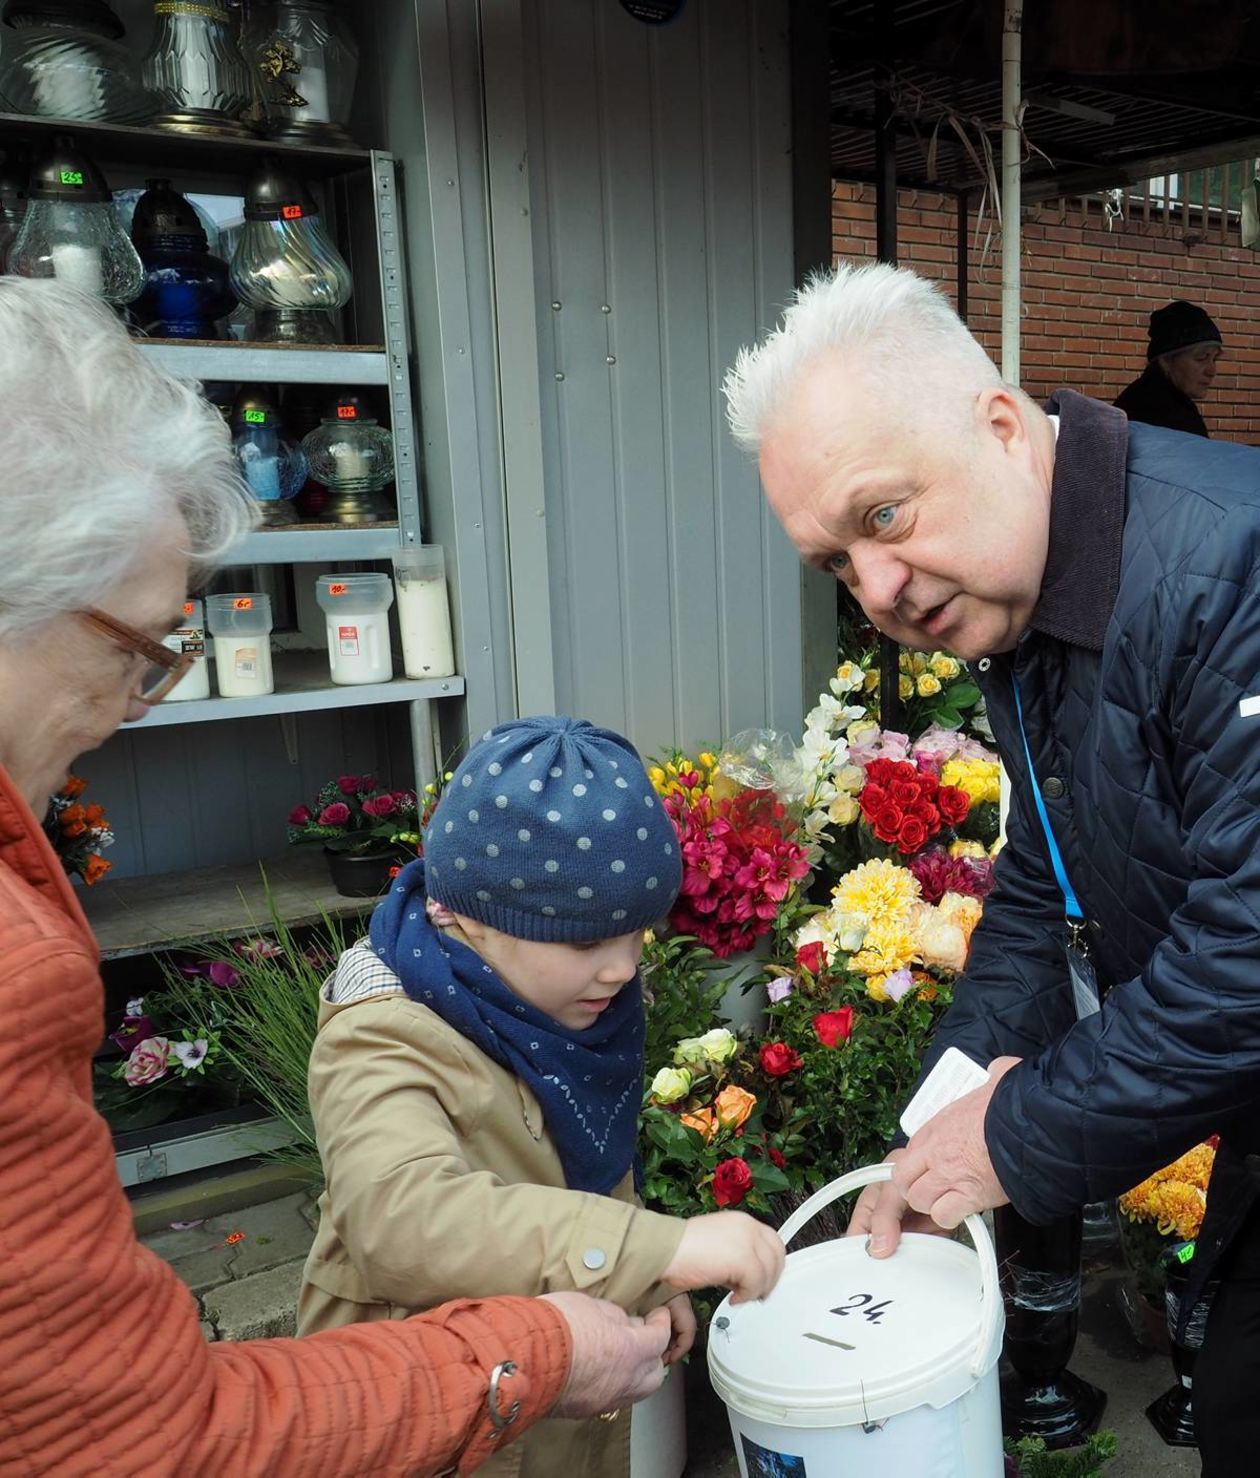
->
[848, 727, 912, 766]
[287, 776, 420, 855]
[909, 725, 995, 776]
[663, 788, 810, 957]
[907, 846, 995, 904]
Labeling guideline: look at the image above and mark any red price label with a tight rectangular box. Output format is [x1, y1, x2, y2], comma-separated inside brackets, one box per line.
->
[233, 597, 254, 611]
[281, 204, 304, 220]
[336, 404, 358, 419]
[183, 601, 195, 616]
[328, 582, 348, 596]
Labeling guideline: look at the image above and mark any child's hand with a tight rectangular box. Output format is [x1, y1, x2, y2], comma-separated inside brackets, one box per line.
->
[663, 1211, 785, 1303]
[663, 1292, 696, 1365]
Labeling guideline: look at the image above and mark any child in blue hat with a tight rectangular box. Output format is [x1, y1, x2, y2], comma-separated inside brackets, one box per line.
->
[299, 716, 784, 1476]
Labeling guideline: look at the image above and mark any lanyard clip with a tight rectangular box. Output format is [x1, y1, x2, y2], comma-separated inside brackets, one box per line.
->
[1066, 917, 1090, 957]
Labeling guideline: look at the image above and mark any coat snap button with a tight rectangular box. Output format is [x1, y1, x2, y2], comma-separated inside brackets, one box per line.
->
[1043, 776, 1065, 799]
[582, 1247, 607, 1270]
[977, 657, 991, 672]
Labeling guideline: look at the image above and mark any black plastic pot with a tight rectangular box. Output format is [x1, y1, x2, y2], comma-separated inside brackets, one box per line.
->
[323, 846, 403, 899]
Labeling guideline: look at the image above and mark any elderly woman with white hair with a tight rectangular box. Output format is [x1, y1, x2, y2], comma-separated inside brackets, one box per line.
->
[0, 280, 670, 1474]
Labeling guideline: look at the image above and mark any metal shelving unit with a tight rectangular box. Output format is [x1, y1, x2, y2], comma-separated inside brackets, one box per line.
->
[136, 341, 391, 385]
[140, 655, 463, 727]
[231, 525, 406, 563]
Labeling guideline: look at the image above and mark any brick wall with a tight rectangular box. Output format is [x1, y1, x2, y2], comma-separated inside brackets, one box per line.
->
[832, 182, 1260, 445]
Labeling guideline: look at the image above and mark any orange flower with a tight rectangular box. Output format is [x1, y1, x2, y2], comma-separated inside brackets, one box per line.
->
[681, 1108, 716, 1141]
[60, 805, 86, 827]
[713, 1086, 757, 1133]
[83, 804, 106, 826]
[83, 854, 112, 885]
[62, 776, 87, 798]
[62, 821, 87, 839]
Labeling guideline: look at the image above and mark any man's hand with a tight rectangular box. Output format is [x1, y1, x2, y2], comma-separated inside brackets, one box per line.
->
[844, 1146, 948, 1259]
[890, 1056, 1021, 1230]
[541, 1292, 670, 1417]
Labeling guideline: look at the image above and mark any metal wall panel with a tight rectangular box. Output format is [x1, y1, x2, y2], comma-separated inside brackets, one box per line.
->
[513, 0, 803, 756]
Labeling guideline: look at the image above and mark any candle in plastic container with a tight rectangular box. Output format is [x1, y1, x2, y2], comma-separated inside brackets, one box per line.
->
[162, 597, 210, 701]
[205, 593, 275, 698]
[315, 573, 394, 685]
[393, 546, 455, 679]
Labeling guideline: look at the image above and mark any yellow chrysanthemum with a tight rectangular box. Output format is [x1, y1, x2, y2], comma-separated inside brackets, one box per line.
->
[851, 916, 920, 991]
[1119, 1143, 1216, 1242]
[916, 673, 942, 698]
[831, 858, 922, 930]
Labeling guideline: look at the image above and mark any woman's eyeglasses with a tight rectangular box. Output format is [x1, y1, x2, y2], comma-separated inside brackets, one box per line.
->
[77, 607, 193, 705]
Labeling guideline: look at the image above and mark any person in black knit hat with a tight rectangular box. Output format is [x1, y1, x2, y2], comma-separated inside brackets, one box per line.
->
[1114, 299, 1223, 437]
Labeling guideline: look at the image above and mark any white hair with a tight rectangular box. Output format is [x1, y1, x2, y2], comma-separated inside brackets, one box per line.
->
[722, 260, 1005, 453]
[0, 278, 256, 637]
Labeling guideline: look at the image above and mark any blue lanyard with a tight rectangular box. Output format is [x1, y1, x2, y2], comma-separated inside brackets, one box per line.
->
[1011, 673, 1085, 924]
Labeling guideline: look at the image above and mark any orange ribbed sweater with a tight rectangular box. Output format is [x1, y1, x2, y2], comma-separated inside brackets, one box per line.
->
[0, 764, 569, 1475]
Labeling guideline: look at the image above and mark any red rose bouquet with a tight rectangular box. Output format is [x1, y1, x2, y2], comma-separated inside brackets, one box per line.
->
[287, 773, 420, 855]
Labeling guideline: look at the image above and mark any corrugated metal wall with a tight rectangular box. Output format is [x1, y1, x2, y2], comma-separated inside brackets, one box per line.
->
[498, 0, 804, 757]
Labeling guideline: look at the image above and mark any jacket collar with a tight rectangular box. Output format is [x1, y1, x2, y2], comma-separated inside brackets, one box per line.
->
[0, 762, 97, 954]
[1031, 389, 1129, 652]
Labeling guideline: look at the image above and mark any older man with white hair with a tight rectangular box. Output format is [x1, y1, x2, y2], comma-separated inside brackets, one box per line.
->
[724, 261, 1260, 1469]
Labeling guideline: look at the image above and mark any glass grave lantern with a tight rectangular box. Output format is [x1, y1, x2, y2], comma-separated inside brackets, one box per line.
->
[242, 0, 360, 146]
[140, 0, 253, 137]
[231, 391, 307, 526]
[300, 392, 394, 524]
[130, 178, 236, 339]
[0, 0, 151, 124]
[229, 159, 352, 343]
[8, 137, 144, 304]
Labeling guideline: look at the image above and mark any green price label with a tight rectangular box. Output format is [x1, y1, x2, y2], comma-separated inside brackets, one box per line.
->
[244, 408, 267, 424]
[59, 169, 84, 186]
[1177, 1243, 1196, 1264]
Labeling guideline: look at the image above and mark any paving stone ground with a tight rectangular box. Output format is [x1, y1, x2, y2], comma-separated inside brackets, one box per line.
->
[147, 1192, 1200, 1474]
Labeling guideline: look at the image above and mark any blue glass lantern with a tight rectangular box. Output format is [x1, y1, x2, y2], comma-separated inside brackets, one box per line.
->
[130, 178, 235, 339]
[231, 390, 307, 526]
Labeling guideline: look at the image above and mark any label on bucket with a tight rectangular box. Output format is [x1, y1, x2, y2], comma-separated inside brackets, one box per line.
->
[338, 624, 361, 655]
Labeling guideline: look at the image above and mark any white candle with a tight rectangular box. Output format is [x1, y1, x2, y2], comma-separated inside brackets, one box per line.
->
[51, 242, 103, 296]
[331, 438, 371, 484]
[213, 636, 274, 698]
[395, 574, 455, 678]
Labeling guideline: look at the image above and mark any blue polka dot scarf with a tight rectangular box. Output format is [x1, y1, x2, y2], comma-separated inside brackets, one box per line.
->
[371, 860, 644, 1194]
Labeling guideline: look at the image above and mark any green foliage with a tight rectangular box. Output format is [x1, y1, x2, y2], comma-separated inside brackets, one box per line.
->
[760, 966, 953, 1202]
[642, 931, 728, 1074]
[1005, 1431, 1118, 1477]
[157, 905, 346, 1182]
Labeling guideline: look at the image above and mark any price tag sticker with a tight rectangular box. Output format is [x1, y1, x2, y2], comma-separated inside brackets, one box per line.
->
[281, 203, 304, 220]
[328, 582, 348, 596]
[233, 597, 254, 611]
[183, 601, 195, 616]
[336, 404, 358, 419]
[59, 169, 84, 186]
[244, 408, 267, 424]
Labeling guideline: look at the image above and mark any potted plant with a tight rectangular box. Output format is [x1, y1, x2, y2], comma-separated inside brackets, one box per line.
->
[287, 774, 421, 896]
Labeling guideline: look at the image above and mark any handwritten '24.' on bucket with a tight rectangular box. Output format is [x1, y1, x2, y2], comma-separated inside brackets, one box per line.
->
[707, 1164, 1005, 1478]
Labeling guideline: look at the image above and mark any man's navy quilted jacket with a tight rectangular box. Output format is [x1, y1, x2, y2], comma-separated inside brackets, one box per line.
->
[926, 391, 1260, 1240]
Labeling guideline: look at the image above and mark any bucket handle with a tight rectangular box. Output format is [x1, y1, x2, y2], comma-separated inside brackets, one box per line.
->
[776, 1162, 1001, 1381]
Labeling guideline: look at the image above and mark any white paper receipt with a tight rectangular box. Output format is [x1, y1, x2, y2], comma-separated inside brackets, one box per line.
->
[899, 1047, 990, 1139]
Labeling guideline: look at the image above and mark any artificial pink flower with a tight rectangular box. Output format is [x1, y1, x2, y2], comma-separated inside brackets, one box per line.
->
[123, 1035, 174, 1086]
[337, 775, 363, 795]
[288, 804, 312, 825]
[318, 802, 352, 826]
[362, 793, 398, 819]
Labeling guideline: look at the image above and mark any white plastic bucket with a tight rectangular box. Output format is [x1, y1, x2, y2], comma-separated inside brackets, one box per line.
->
[707, 1163, 1005, 1478]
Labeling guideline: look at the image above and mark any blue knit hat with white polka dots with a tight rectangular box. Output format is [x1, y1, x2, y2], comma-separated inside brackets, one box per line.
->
[423, 715, 682, 943]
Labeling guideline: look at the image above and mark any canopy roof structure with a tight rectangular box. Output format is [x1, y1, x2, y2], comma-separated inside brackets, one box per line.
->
[830, 0, 1260, 199]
